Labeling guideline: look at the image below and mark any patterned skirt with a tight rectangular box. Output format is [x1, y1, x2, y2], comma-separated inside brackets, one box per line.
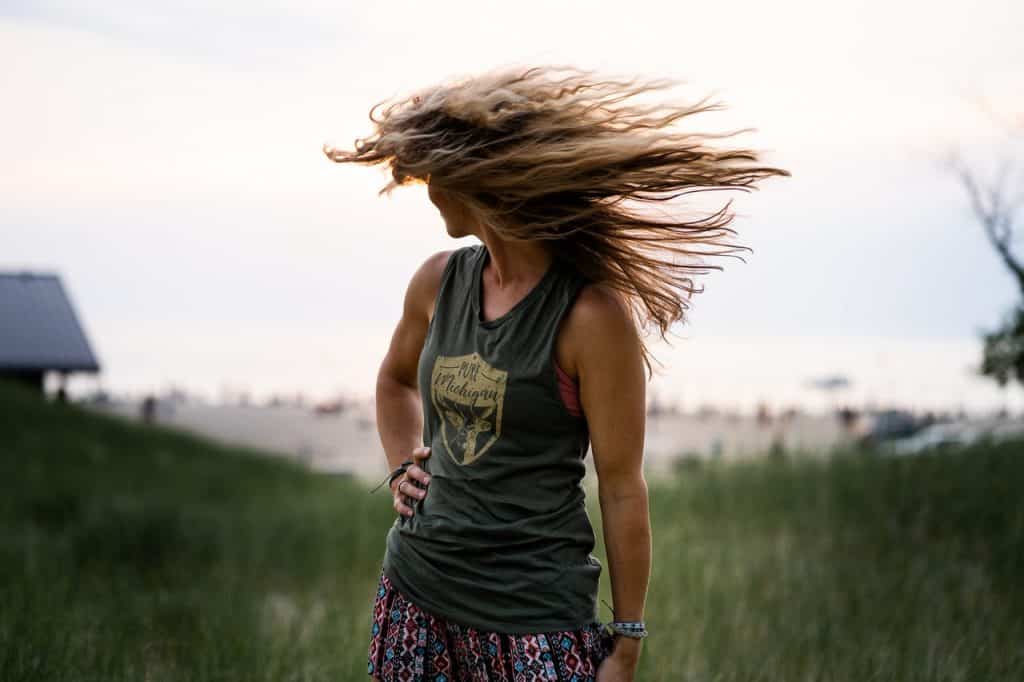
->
[367, 568, 616, 681]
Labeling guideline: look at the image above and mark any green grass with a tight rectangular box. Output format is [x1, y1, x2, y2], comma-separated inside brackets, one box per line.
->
[1, 378, 1022, 680]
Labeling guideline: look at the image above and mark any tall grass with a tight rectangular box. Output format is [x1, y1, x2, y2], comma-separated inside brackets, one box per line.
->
[636, 443, 1024, 679]
[1, 378, 1022, 680]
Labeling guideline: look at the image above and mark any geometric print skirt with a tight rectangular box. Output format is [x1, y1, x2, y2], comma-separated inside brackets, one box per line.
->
[367, 568, 617, 681]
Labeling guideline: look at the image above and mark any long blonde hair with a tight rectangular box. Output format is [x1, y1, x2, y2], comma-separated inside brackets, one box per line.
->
[324, 64, 789, 378]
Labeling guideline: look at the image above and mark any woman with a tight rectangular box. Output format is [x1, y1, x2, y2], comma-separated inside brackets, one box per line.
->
[324, 65, 788, 681]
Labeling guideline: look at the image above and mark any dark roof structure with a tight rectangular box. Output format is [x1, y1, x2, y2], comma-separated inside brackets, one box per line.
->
[0, 272, 101, 373]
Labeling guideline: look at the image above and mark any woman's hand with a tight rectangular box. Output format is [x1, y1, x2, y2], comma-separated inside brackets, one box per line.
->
[596, 637, 641, 681]
[390, 446, 432, 517]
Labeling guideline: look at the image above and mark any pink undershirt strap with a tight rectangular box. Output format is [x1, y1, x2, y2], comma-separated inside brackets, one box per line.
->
[554, 353, 582, 417]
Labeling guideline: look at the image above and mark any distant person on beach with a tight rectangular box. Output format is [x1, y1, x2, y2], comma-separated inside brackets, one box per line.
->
[324, 65, 788, 681]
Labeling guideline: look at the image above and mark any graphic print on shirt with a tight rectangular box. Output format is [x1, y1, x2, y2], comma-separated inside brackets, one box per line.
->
[430, 351, 508, 465]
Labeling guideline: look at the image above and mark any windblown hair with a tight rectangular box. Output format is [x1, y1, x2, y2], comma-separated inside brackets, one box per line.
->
[323, 64, 789, 378]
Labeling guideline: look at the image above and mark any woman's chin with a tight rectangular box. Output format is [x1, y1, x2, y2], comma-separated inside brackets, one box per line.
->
[443, 222, 465, 238]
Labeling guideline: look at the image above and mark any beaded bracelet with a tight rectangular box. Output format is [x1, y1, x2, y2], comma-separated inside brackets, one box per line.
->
[606, 621, 648, 639]
[367, 459, 415, 493]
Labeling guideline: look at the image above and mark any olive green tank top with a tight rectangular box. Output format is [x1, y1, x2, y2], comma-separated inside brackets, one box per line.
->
[382, 242, 601, 634]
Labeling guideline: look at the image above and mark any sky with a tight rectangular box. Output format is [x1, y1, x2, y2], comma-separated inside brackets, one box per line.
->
[2, 0, 1023, 415]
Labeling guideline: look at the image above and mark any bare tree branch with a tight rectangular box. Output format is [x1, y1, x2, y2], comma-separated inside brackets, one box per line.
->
[949, 148, 1024, 294]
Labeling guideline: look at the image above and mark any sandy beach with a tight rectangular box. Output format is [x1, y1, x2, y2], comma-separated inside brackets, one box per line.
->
[90, 399, 857, 484]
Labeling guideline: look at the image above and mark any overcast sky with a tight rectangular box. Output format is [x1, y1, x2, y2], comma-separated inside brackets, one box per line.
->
[2, 1, 1022, 412]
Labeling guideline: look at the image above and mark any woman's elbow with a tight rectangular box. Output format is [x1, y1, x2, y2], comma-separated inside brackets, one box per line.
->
[597, 473, 648, 505]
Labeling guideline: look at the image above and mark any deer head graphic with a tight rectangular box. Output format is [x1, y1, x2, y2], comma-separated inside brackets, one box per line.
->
[460, 404, 495, 463]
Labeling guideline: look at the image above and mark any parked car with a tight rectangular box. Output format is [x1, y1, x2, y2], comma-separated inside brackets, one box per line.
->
[881, 421, 987, 456]
[854, 409, 919, 448]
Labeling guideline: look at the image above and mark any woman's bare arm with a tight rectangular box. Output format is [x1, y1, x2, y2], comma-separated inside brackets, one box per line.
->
[375, 250, 453, 513]
[570, 283, 651, 669]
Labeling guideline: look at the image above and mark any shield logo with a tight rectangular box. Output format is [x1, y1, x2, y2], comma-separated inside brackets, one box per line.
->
[431, 352, 508, 465]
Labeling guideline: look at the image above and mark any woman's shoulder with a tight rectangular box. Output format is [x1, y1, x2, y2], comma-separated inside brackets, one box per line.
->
[404, 248, 463, 320]
[572, 281, 634, 331]
[421, 243, 478, 279]
[557, 280, 638, 378]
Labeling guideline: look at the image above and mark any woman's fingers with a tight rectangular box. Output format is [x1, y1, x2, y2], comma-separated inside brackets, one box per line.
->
[404, 464, 431, 491]
[405, 446, 432, 494]
[402, 472, 428, 499]
[392, 476, 416, 517]
[392, 447, 432, 518]
[393, 496, 414, 517]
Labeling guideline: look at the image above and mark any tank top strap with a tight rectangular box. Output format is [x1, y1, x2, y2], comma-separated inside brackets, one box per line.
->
[426, 245, 476, 339]
[513, 253, 587, 359]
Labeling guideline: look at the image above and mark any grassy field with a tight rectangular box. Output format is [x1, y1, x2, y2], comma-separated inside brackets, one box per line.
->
[1, 378, 1022, 681]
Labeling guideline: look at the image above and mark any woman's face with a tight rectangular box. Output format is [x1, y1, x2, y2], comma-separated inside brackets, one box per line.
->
[428, 180, 474, 238]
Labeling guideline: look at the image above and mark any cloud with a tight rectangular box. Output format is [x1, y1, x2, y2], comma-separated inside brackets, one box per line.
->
[1, 1, 356, 64]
